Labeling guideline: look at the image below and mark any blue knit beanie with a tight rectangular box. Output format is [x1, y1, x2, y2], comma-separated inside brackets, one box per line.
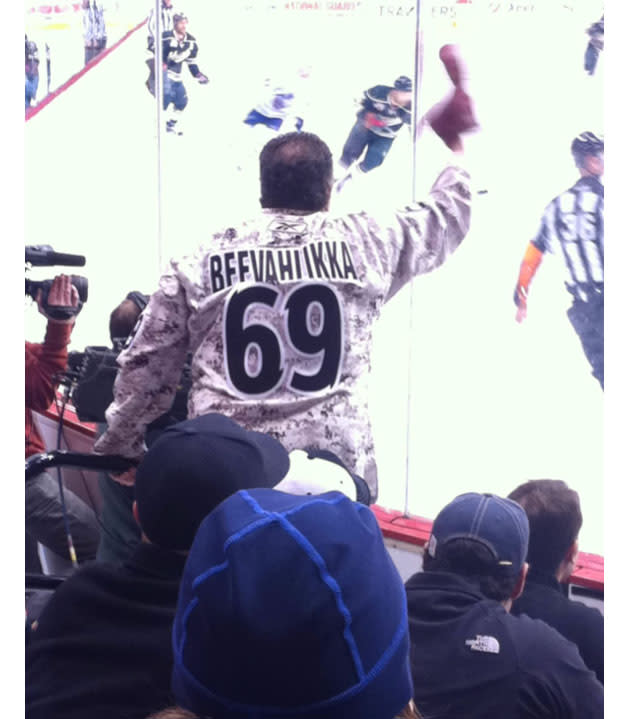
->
[171, 489, 412, 719]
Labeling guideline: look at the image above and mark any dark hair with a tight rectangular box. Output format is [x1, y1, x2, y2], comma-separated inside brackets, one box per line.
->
[109, 298, 142, 344]
[259, 132, 333, 212]
[508, 479, 582, 574]
[423, 538, 520, 602]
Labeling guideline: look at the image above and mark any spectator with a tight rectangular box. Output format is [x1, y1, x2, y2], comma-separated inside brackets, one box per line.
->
[166, 488, 419, 719]
[405, 492, 603, 718]
[508, 478, 604, 683]
[25, 413, 291, 719]
[93, 55, 476, 502]
[82, 1, 107, 66]
[26, 274, 100, 573]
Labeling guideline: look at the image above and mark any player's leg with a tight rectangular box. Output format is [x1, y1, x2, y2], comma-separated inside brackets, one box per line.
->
[25, 74, 38, 108]
[584, 42, 599, 75]
[166, 81, 188, 135]
[358, 134, 394, 173]
[567, 296, 604, 388]
[339, 120, 370, 170]
[145, 57, 156, 95]
[243, 110, 283, 131]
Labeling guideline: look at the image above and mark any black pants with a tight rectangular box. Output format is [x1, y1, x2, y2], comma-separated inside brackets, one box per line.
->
[26, 470, 100, 573]
[567, 293, 604, 389]
[340, 121, 395, 172]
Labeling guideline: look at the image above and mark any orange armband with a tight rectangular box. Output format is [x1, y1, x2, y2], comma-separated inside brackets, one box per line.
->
[513, 242, 543, 306]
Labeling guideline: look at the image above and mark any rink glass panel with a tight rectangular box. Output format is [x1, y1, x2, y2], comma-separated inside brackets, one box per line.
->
[24, 1, 604, 554]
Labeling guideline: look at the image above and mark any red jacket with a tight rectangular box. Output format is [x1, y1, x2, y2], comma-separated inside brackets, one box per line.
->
[26, 322, 73, 458]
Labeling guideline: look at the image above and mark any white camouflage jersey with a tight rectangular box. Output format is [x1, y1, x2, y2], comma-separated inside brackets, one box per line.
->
[94, 165, 472, 500]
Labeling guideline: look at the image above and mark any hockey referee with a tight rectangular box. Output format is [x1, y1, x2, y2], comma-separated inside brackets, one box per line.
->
[513, 132, 604, 389]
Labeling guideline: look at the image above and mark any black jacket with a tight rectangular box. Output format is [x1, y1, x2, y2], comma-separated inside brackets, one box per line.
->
[25, 543, 187, 719]
[511, 567, 604, 683]
[405, 570, 603, 718]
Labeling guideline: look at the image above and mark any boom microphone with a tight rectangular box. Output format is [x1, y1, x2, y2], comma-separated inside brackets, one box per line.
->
[25, 245, 86, 267]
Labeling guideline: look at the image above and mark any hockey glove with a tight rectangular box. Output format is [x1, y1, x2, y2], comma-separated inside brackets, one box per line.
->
[364, 112, 386, 129]
[196, 73, 209, 85]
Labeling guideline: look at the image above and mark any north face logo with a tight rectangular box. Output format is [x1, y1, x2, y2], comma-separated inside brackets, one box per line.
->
[465, 635, 500, 654]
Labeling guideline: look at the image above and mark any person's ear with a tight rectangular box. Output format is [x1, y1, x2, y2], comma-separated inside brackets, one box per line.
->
[566, 540, 579, 564]
[510, 562, 529, 601]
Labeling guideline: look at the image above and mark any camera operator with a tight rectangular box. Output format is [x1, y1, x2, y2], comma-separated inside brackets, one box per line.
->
[95, 292, 148, 565]
[26, 275, 100, 573]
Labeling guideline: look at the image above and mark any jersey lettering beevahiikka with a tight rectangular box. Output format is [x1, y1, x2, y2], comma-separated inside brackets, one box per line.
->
[94, 165, 471, 500]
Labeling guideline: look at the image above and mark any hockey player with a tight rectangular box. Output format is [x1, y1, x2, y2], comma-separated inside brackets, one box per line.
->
[92, 50, 477, 501]
[25, 34, 39, 109]
[336, 75, 413, 187]
[513, 132, 604, 389]
[584, 15, 604, 76]
[145, 0, 176, 95]
[243, 79, 305, 133]
[157, 13, 209, 135]
[235, 68, 311, 172]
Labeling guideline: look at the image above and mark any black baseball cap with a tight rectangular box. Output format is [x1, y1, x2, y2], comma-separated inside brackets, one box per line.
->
[135, 413, 290, 550]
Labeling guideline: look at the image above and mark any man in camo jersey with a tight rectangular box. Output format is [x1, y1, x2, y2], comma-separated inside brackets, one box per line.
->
[94, 90, 475, 501]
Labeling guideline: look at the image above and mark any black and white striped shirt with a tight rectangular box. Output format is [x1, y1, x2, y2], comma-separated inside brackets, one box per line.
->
[532, 175, 604, 302]
[147, 2, 177, 51]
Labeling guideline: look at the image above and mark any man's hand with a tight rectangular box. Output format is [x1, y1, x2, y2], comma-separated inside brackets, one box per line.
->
[37, 274, 79, 325]
[513, 286, 528, 323]
[196, 73, 209, 85]
[110, 467, 137, 486]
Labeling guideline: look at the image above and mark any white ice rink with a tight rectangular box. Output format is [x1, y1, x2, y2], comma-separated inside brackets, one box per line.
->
[24, 1, 606, 555]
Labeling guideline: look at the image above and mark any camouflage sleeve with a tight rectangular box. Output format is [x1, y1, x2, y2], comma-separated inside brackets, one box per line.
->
[386, 164, 472, 299]
[93, 271, 190, 459]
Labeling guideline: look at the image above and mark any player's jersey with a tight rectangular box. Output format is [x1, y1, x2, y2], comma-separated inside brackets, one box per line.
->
[586, 16, 604, 50]
[25, 36, 39, 75]
[162, 30, 201, 82]
[253, 85, 296, 120]
[358, 85, 412, 139]
[94, 165, 471, 500]
[532, 175, 604, 302]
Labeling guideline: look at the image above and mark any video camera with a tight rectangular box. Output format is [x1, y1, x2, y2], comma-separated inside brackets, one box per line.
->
[60, 345, 192, 427]
[25, 245, 88, 321]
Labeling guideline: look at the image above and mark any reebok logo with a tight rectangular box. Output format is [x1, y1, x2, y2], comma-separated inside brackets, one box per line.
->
[465, 635, 500, 654]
